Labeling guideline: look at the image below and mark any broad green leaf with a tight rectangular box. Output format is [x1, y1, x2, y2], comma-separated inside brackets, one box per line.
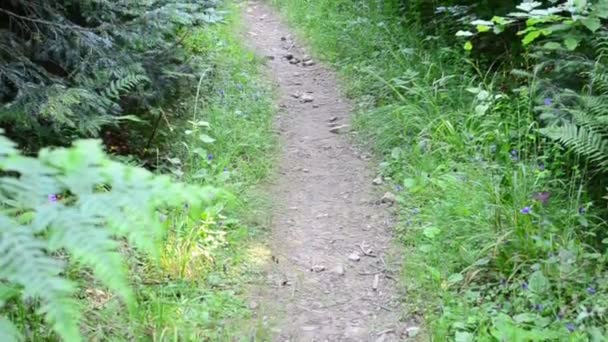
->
[528, 270, 549, 293]
[517, 1, 542, 12]
[199, 134, 216, 144]
[455, 331, 474, 342]
[403, 178, 416, 189]
[522, 30, 541, 45]
[514, 313, 536, 323]
[455, 30, 474, 37]
[447, 273, 464, 284]
[476, 25, 490, 33]
[491, 16, 512, 25]
[581, 17, 601, 32]
[464, 41, 473, 51]
[564, 37, 579, 50]
[475, 104, 489, 115]
[471, 19, 494, 26]
[543, 42, 562, 50]
[423, 227, 441, 239]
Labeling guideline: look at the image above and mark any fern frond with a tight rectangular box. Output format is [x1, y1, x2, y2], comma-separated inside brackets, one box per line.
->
[541, 124, 608, 170]
[0, 133, 220, 340]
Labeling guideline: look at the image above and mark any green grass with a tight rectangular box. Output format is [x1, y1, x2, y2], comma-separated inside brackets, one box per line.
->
[271, 0, 608, 340]
[78, 3, 277, 340]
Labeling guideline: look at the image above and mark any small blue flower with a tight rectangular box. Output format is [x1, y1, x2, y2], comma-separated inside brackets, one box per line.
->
[578, 207, 586, 215]
[207, 154, 214, 161]
[521, 281, 528, 290]
[520, 207, 531, 214]
[489, 144, 497, 154]
[535, 303, 544, 311]
[48, 194, 58, 202]
[538, 162, 545, 171]
[587, 287, 596, 295]
[395, 185, 403, 192]
[544, 98, 553, 106]
[566, 323, 575, 332]
[510, 149, 519, 161]
[223, 167, 228, 172]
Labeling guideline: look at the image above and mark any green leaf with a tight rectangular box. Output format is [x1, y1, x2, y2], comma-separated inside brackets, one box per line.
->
[455, 331, 474, 342]
[543, 42, 562, 50]
[522, 30, 541, 45]
[447, 273, 464, 284]
[476, 25, 490, 33]
[464, 41, 473, 51]
[581, 17, 601, 32]
[199, 134, 216, 144]
[528, 271, 549, 293]
[456, 30, 474, 37]
[514, 313, 536, 323]
[423, 227, 441, 239]
[403, 178, 416, 189]
[564, 37, 580, 50]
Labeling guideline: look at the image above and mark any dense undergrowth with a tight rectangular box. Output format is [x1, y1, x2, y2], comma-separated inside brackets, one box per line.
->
[272, 0, 608, 340]
[1, 1, 275, 340]
[79, 5, 276, 340]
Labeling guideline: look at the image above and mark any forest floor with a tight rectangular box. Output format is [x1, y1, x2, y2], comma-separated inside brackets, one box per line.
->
[244, 2, 414, 340]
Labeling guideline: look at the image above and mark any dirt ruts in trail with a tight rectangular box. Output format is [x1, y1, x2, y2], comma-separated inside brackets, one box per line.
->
[244, 2, 412, 341]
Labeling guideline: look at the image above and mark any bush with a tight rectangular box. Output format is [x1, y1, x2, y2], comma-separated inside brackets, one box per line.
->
[0, 132, 219, 341]
[0, 0, 222, 149]
[272, 0, 608, 339]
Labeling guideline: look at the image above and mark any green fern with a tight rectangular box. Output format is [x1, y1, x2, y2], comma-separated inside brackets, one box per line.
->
[0, 132, 220, 341]
[541, 124, 608, 169]
[539, 32, 608, 172]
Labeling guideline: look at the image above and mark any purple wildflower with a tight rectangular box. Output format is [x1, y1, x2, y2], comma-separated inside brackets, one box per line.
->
[578, 207, 586, 215]
[207, 154, 214, 161]
[48, 194, 58, 202]
[587, 287, 596, 295]
[566, 323, 575, 332]
[521, 281, 529, 290]
[520, 207, 531, 214]
[510, 149, 519, 161]
[544, 98, 553, 106]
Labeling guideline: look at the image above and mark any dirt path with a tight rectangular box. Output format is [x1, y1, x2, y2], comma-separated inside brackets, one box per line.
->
[244, 2, 407, 341]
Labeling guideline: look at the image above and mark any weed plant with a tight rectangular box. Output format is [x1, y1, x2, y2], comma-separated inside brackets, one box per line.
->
[272, 0, 608, 340]
[78, 3, 277, 340]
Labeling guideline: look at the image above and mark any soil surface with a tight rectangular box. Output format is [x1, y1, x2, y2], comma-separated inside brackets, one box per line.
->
[244, 2, 407, 341]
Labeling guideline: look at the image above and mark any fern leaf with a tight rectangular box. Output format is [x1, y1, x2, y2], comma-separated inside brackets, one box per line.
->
[541, 124, 608, 170]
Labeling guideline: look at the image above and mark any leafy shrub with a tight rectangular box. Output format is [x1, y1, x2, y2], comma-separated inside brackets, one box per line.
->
[272, 0, 608, 339]
[0, 132, 219, 341]
[0, 0, 223, 148]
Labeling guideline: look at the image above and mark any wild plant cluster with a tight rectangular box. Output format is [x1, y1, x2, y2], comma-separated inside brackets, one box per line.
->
[273, 0, 608, 339]
[0, 1, 241, 340]
[0, 0, 221, 149]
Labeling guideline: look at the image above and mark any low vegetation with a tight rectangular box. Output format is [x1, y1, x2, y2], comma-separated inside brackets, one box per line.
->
[272, 0, 607, 340]
[1, 1, 275, 340]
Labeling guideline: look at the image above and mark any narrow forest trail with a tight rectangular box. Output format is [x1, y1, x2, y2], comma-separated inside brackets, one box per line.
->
[244, 2, 410, 341]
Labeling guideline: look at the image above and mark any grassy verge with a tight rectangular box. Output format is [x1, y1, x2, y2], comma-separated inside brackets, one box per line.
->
[80, 3, 276, 340]
[271, 0, 607, 340]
